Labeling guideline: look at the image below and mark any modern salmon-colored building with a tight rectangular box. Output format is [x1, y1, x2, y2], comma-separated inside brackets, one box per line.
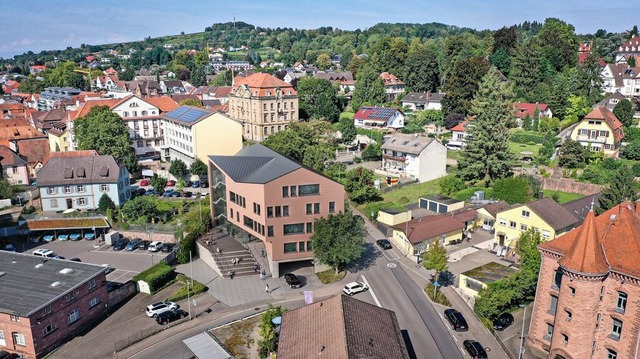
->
[208, 144, 346, 277]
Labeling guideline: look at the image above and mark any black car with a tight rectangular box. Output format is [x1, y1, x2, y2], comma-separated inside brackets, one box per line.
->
[112, 238, 129, 251]
[376, 239, 392, 250]
[161, 243, 173, 253]
[200, 180, 209, 188]
[444, 309, 468, 332]
[185, 181, 193, 187]
[138, 240, 150, 250]
[183, 191, 192, 198]
[493, 312, 514, 331]
[0, 350, 12, 359]
[69, 258, 82, 262]
[284, 273, 302, 288]
[156, 309, 188, 325]
[463, 340, 488, 359]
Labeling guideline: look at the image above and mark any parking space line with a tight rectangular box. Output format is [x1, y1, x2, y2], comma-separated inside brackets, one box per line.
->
[360, 275, 382, 308]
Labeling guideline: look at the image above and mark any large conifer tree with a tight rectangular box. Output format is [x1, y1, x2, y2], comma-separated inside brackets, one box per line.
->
[457, 68, 515, 184]
[597, 166, 638, 214]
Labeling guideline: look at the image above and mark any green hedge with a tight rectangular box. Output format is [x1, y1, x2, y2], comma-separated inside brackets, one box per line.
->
[510, 132, 545, 144]
[133, 262, 175, 293]
[165, 274, 207, 302]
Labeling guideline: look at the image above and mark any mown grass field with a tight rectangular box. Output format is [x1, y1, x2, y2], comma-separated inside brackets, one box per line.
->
[542, 190, 584, 204]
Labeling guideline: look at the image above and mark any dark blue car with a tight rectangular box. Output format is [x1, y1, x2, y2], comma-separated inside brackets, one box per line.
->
[112, 238, 129, 251]
[145, 189, 156, 196]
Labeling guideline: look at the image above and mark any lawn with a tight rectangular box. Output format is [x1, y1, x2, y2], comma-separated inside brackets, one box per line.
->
[447, 150, 462, 161]
[340, 111, 355, 119]
[508, 141, 542, 157]
[381, 178, 441, 204]
[542, 190, 584, 204]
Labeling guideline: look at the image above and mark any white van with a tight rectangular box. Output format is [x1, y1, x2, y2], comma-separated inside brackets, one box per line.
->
[148, 241, 164, 252]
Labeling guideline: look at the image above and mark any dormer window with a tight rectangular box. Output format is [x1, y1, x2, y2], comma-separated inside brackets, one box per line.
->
[129, 102, 139, 107]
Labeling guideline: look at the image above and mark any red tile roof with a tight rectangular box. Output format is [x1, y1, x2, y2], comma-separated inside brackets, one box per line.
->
[380, 72, 404, 86]
[71, 99, 120, 120]
[584, 106, 624, 142]
[43, 150, 98, 165]
[540, 202, 640, 277]
[12, 137, 50, 165]
[233, 73, 297, 97]
[515, 103, 549, 119]
[450, 121, 468, 132]
[144, 96, 179, 112]
[0, 145, 27, 167]
[0, 121, 46, 147]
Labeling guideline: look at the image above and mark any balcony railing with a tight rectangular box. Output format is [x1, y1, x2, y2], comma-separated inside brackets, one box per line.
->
[383, 154, 406, 162]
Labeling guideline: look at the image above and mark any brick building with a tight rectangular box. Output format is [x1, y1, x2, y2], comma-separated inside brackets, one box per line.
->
[0, 252, 109, 358]
[528, 202, 640, 359]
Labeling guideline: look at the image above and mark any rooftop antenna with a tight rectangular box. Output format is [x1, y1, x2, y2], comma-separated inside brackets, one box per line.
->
[233, 15, 236, 28]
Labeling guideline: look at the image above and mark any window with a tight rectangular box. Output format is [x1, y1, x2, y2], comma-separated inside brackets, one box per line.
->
[77, 185, 85, 193]
[544, 324, 554, 340]
[268, 226, 274, 237]
[607, 349, 618, 359]
[101, 184, 108, 191]
[230, 208, 234, 218]
[284, 242, 297, 253]
[553, 270, 562, 289]
[10, 315, 20, 322]
[600, 130, 608, 137]
[51, 199, 58, 208]
[521, 210, 530, 218]
[616, 292, 627, 313]
[313, 203, 320, 214]
[600, 286, 605, 301]
[306, 222, 313, 233]
[66, 291, 76, 302]
[520, 224, 528, 231]
[549, 295, 558, 314]
[498, 218, 506, 226]
[283, 223, 305, 235]
[565, 310, 572, 321]
[275, 206, 282, 217]
[611, 318, 622, 340]
[596, 313, 601, 329]
[243, 215, 255, 230]
[267, 207, 273, 218]
[88, 278, 96, 289]
[42, 305, 52, 316]
[299, 241, 305, 252]
[78, 198, 86, 206]
[306, 203, 312, 215]
[290, 186, 297, 197]
[283, 205, 289, 217]
[48, 187, 57, 194]
[509, 221, 517, 229]
[299, 184, 320, 196]
[542, 230, 551, 239]
[561, 334, 568, 345]
[43, 323, 58, 336]
[68, 309, 80, 324]
[253, 202, 261, 215]
[569, 287, 575, 296]
[89, 297, 100, 308]
[64, 185, 72, 193]
[282, 186, 289, 197]
[329, 201, 335, 213]
[13, 332, 25, 346]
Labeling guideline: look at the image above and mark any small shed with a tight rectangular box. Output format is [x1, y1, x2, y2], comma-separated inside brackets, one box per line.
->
[419, 195, 464, 214]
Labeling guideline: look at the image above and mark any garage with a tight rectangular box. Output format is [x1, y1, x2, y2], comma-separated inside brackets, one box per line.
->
[419, 195, 464, 214]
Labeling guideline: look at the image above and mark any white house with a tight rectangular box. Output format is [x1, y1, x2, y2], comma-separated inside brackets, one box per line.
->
[380, 72, 405, 101]
[353, 106, 405, 129]
[401, 92, 445, 111]
[380, 133, 446, 182]
[449, 120, 470, 148]
[600, 61, 640, 97]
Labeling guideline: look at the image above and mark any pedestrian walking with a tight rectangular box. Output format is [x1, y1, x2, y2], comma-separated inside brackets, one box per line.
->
[260, 248, 265, 258]
[261, 269, 266, 280]
[216, 246, 221, 254]
[254, 264, 259, 272]
[231, 258, 236, 266]
[235, 257, 240, 265]
[227, 270, 233, 279]
[265, 284, 270, 293]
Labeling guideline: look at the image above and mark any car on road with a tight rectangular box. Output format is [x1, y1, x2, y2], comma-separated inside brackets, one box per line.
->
[135, 188, 147, 196]
[84, 232, 96, 240]
[166, 180, 176, 187]
[156, 309, 188, 324]
[112, 238, 129, 251]
[444, 309, 468, 332]
[145, 189, 156, 196]
[376, 239, 392, 250]
[125, 238, 142, 251]
[69, 232, 82, 241]
[140, 179, 150, 186]
[192, 180, 200, 188]
[284, 273, 302, 288]
[463, 340, 488, 359]
[58, 232, 70, 241]
[148, 241, 164, 252]
[138, 240, 150, 250]
[33, 249, 63, 259]
[43, 233, 55, 242]
[492, 312, 514, 331]
[145, 301, 179, 317]
[170, 191, 181, 197]
[101, 264, 114, 274]
[343, 281, 369, 296]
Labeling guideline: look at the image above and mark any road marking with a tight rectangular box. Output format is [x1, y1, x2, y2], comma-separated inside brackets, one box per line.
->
[453, 336, 458, 342]
[360, 275, 382, 308]
[387, 263, 397, 268]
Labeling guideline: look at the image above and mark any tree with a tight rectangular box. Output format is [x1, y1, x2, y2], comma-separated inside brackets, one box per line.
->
[190, 158, 208, 177]
[98, 193, 116, 212]
[457, 68, 515, 184]
[190, 66, 207, 87]
[493, 26, 518, 55]
[337, 117, 356, 144]
[18, 76, 45, 94]
[315, 53, 332, 71]
[351, 64, 386, 110]
[558, 139, 589, 168]
[124, 153, 140, 175]
[361, 143, 381, 161]
[208, 70, 232, 86]
[169, 159, 188, 178]
[597, 166, 638, 213]
[421, 240, 449, 276]
[536, 18, 578, 72]
[73, 106, 131, 161]
[344, 167, 381, 204]
[347, 55, 366, 79]
[150, 174, 167, 194]
[492, 177, 532, 204]
[311, 211, 366, 274]
[622, 141, 640, 160]
[297, 77, 341, 122]
[439, 175, 465, 197]
[441, 57, 490, 117]
[404, 40, 440, 92]
[179, 98, 202, 107]
[120, 196, 159, 222]
[613, 99, 635, 128]
[509, 43, 543, 100]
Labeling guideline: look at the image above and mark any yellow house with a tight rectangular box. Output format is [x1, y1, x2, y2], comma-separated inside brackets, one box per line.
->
[569, 106, 624, 158]
[476, 201, 512, 231]
[391, 214, 467, 257]
[377, 208, 412, 227]
[493, 198, 578, 249]
[459, 262, 518, 298]
[47, 122, 70, 152]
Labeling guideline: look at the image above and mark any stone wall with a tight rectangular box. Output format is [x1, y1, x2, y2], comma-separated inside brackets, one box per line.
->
[107, 281, 137, 307]
[538, 177, 603, 195]
[118, 230, 176, 244]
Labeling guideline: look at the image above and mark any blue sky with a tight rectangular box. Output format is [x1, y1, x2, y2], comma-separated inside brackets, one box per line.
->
[1, 1, 637, 59]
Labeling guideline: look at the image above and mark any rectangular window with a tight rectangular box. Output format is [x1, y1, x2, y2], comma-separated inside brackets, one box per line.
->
[611, 319, 623, 340]
[329, 201, 335, 213]
[283, 223, 305, 235]
[306, 222, 313, 233]
[89, 297, 100, 308]
[267, 207, 273, 218]
[282, 186, 289, 197]
[101, 184, 108, 191]
[230, 191, 236, 202]
[283, 205, 289, 217]
[616, 292, 627, 313]
[509, 221, 517, 229]
[78, 197, 86, 205]
[299, 184, 320, 196]
[542, 230, 551, 239]
[243, 215, 255, 230]
[299, 241, 305, 252]
[553, 270, 562, 289]
[290, 186, 297, 197]
[549, 295, 558, 314]
[51, 199, 58, 208]
[43, 323, 58, 336]
[600, 130, 608, 137]
[268, 226, 274, 237]
[596, 313, 601, 329]
[314, 203, 320, 214]
[306, 203, 312, 215]
[569, 287, 575, 296]
[307, 241, 313, 251]
[520, 224, 528, 231]
[77, 185, 85, 193]
[66, 292, 76, 302]
[561, 334, 568, 345]
[607, 349, 618, 359]
[521, 210, 530, 218]
[68, 309, 80, 324]
[64, 185, 72, 194]
[498, 218, 506, 226]
[284, 242, 297, 253]
[10, 315, 19, 322]
[42, 305, 52, 316]
[275, 206, 282, 218]
[48, 187, 56, 195]
[544, 324, 554, 340]
[230, 208, 234, 218]
[88, 278, 96, 289]
[14, 332, 25, 346]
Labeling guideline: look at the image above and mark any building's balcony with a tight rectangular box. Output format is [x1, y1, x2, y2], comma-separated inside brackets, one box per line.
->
[383, 154, 406, 162]
[574, 135, 607, 143]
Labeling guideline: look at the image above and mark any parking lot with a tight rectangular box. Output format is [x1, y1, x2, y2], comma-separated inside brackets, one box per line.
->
[132, 178, 210, 199]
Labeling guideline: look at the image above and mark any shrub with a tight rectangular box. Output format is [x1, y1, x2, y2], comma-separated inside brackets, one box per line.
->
[177, 232, 197, 264]
[510, 132, 545, 144]
[632, 163, 640, 177]
[424, 283, 451, 306]
[133, 262, 176, 293]
[165, 274, 207, 302]
[353, 156, 362, 163]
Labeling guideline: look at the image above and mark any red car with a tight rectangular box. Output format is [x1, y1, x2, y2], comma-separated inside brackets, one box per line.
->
[166, 180, 176, 186]
[140, 179, 150, 186]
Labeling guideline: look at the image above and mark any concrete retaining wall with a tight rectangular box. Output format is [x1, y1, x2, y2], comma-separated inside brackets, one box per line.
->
[108, 281, 137, 307]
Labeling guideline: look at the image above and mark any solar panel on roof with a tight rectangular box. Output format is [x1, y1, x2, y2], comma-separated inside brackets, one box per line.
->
[179, 108, 210, 123]
[165, 107, 190, 119]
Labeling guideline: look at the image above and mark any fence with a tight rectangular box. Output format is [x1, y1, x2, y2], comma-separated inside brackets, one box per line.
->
[380, 178, 419, 193]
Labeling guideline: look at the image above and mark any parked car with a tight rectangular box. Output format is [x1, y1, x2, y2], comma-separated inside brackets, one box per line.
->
[3, 244, 16, 252]
[200, 192, 209, 199]
[148, 241, 164, 252]
[492, 312, 514, 331]
[135, 188, 147, 196]
[170, 191, 181, 197]
[161, 243, 173, 253]
[0, 350, 12, 359]
[166, 180, 176, 187]
[376, 239, 392, 250]
[101, 264, 114, 274]
[463, 340, 488, 359]
[58, 232, 70, 241]
[43, 233, 55, 242]
[200, 180, 208, 188]
[192, 180, 200, 188]
[145, 189, 156, 196]
[125, 238, 142, 251]
[185, 181, 193, 187]
[140, 179, 150, 186]
[156, 309, 188, 324]
[69, 233, 82, 241]
[183, 191, 192, 198]
[284, 273, 302, 288]
[84, 232, 96, 240]
[145, 301, 179, 317]
[138, 240, 150, 250]
[33, 249, 63, 259]
[69, 258, 82, 262]
[112, 238, 129, 251]
[444, 309, 468, 332]
[343, 281, 369, 296]
[162, 189, 175, 197]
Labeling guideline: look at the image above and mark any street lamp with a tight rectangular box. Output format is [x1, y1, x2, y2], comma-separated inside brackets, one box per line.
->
[519, 303, 527, 359]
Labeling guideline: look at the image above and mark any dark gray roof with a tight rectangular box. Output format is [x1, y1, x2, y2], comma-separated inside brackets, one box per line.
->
[0, 251, 106, 316]
[561, 193, 600, 223]
[381, 133, 435, 155]
[401, 92, 445, 104]
[528, 197, 579, 231]
[36, 153, 124, 186]
[209, 144, 301, 184]
[422, 194, 461, 205]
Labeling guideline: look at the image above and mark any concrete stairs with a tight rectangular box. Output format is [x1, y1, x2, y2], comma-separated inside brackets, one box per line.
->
[204, 231, 260, 279]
